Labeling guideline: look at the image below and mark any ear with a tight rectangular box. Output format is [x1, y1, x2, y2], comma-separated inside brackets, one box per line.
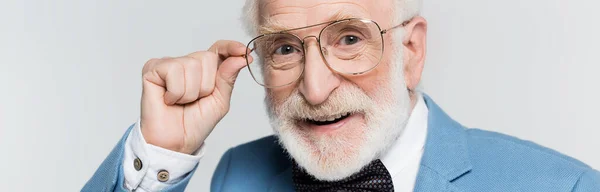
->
[402, 16, 427, 91]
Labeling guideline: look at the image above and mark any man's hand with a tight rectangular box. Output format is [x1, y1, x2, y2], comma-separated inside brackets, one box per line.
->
[140, 40, 251, 154]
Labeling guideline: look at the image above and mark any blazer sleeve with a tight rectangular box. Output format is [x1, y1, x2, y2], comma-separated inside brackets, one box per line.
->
[81, 124, 134, 192]
[572, 169, 600, 192]
[81, 124, 198, 192]
[211, 148, 233, 192]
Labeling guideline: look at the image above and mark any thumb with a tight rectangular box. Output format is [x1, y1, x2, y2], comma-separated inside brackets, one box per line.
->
[215, 55, 252, 100]
[206, 40, 253, 100]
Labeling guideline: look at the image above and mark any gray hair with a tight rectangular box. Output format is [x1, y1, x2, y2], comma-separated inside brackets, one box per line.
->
[241, 0, 422, 36]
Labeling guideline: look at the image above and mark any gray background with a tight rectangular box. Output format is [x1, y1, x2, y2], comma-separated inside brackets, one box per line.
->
[1, 0, 598, 191]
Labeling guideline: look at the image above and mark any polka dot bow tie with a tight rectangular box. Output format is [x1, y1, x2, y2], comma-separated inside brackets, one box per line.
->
[292, 159, 394, 192]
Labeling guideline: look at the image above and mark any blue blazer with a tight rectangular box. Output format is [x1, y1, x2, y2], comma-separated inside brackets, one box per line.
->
[83, 95, 600, 192]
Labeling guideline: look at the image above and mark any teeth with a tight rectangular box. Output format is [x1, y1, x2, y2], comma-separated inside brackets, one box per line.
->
[307, 112, 350, 122]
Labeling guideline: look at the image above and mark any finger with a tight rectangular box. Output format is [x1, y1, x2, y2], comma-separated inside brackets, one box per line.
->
[142, 58, 168, 106]
[184, 52, 219, 98]
[172, 57, 202, 104]
[153, 60, 186, 105]
[198, 55, 217, 98]
[207, 40, 248, 61]
[244, 50, 254, 65]
[142, 58, 157, 75]
[214, 56, 248, 101]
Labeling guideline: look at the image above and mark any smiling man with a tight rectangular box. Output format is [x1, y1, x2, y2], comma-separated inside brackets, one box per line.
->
[83, 0, 600, 191]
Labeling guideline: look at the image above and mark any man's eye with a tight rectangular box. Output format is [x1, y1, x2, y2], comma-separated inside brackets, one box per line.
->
[339, 35, 361, 46]
[274, 45, 297, 55]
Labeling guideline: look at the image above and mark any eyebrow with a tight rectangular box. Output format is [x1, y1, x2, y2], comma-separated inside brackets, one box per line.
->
[258, 10, 363, 35]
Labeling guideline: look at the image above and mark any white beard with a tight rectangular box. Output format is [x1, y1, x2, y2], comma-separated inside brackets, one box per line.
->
[265, 30, 412, 181]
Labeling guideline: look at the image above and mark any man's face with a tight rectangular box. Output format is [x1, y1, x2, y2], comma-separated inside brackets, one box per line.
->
[259, 0, 426, 181]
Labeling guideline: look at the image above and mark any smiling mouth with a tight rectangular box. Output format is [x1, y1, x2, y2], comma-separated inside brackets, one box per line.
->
[303, 112, 352, 126]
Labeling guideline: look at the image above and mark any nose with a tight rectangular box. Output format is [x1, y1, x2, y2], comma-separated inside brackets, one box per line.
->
[298, 37, 341, 105]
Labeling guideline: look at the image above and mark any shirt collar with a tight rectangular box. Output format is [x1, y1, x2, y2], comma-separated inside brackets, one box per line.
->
[380, 94, 429, 176]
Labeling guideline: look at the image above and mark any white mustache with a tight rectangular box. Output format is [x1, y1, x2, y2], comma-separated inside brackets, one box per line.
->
[273, 85, 375, 121]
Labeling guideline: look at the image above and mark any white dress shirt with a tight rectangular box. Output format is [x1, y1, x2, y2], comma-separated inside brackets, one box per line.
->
[123, 96, 428, 191]
[380, 95, 428, 192]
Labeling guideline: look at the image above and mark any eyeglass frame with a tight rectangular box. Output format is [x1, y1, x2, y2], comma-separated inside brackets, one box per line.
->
[245, 18, 411, 88]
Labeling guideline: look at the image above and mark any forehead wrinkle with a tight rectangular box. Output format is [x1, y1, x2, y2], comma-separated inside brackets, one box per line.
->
[258, 8, 370, 35]
[264, 1, 370, 22]
[259, 16, 298, 34]
[266, 1, 369, 13]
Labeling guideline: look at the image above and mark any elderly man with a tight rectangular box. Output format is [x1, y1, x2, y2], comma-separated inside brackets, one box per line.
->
[83, 0, 600, 191]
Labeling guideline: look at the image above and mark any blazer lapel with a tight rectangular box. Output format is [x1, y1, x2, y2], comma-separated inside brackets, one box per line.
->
[413, 94, 473, 192]
[413, 166, 464, 192]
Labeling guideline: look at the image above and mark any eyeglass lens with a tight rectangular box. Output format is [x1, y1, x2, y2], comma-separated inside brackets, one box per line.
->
[246, 19, 383, 87]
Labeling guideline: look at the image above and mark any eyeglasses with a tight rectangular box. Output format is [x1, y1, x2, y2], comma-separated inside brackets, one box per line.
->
[245, 18, 409, 88]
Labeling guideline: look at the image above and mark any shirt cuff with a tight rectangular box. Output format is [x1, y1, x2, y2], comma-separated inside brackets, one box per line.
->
[122, 119, 204, 191]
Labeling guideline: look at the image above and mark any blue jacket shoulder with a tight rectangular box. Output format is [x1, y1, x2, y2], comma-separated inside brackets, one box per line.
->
[459, 128, 598, 191]
[466, 128, 591, 169]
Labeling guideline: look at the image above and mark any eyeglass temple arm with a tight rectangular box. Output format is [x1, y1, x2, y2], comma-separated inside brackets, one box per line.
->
[381, 19, 412, 34]
[243, 47, 256, 59]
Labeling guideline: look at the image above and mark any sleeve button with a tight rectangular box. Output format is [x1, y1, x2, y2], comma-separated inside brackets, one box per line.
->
[133, 158, 143, 171]
[157, 170, 169, 182]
